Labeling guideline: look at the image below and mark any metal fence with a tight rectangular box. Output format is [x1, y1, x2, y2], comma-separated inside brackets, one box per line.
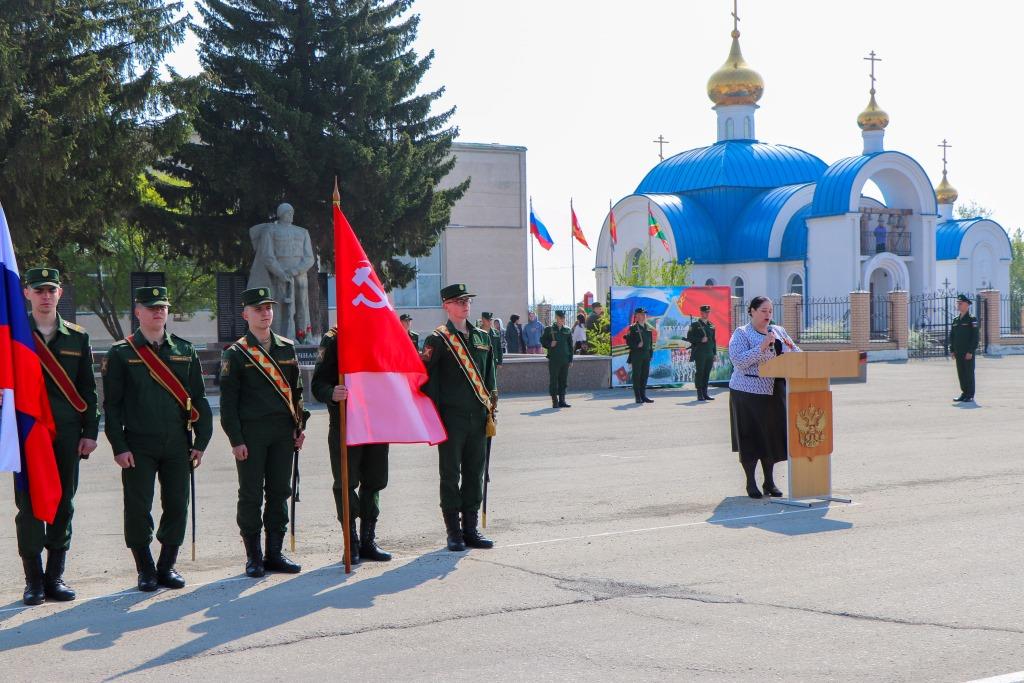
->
[799, 297, 850, 341]
[870, 296, 891, 341]
[908, 290, 968, 358]
[1000, 293, 1024, 336]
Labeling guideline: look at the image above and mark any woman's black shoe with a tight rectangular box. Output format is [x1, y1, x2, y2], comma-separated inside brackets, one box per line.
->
[763, 483, 783, 497]
[746, 484, 763, 499]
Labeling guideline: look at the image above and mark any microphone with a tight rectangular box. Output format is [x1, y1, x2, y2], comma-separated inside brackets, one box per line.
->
[770, 325, 795, 351]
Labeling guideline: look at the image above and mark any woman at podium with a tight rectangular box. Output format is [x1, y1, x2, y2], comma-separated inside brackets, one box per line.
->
[728, 296, 801, 499]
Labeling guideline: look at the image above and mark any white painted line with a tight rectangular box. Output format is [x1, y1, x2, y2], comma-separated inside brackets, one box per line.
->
[500, 503, 861, 549]
[965, 672, 1024, 683]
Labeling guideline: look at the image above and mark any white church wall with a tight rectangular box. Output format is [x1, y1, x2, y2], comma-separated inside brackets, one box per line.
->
[961, 221, 1012, 294]
[806, 214, 859, 300]
[935, 260, 959, 293]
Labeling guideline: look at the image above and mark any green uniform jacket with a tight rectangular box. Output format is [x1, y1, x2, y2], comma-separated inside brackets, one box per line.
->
[408, 330, 420, 349]
[488, 327, 503, 365]
[102, 329, 213, 454]
[31, 314, 100, 439]
[685, 318, 717, 360]
[626, 322, 654, 364]
[219, 331, 305, 447]
[949, 313, 979, 356]
[540, 324, 573, 364]
[422, 321, 496, 414]
[311, 327, 342, 419]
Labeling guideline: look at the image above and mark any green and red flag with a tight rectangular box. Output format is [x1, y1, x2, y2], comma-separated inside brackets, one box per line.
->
[647, 203, 670, 252]
[608, 200, 618, 246]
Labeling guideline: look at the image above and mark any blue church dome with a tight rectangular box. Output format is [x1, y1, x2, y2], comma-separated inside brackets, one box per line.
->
[635, 140, 827, 195]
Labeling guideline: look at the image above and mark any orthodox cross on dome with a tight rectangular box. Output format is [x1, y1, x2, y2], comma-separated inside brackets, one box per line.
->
[938, 139, 952, 174]
[864, 50, 881, 93]
[652, 134, 670, 161]
[732, 0, 740, 33]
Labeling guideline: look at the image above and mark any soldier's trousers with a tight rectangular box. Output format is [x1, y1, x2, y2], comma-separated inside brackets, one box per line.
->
[955, 354, 976, 398]
[548, 360, 569, 396]
[15, 427, 81, 557]
[328, 428, 389, 523]
[437, 407, 487, 513]
[236, 416, 295, 537]
[694, 355, 713, 395]
[632, 358, 651, 400]
[122, 432, 190, 549]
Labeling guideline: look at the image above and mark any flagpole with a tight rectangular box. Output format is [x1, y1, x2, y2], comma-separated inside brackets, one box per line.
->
[334, 179, 352, 575]
[609, 199, 615, 291]
[570, 199, 576, 312]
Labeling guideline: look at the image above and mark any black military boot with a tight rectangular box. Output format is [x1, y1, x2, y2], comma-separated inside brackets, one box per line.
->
[131, 546, 159, 592]
[43, 549, 76, 601]
[761, 458, 783, 498]
[347, 520, 361, 565]
[704, 390, 715, 401]
[443, 510, 465, 551]
[551, 395, 559, 409]
[558, 395, 571, 408]
[264, 531, 301, 573]
[242, 534, 265, 578]
[359, 519, 392, 562]
[22, 555, 45, 605]
[156, 544, 186, 589]
[461, 511, 494, 549]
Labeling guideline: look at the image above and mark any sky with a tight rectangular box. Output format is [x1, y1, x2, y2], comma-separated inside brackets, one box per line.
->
[166, 0, 1023, 305]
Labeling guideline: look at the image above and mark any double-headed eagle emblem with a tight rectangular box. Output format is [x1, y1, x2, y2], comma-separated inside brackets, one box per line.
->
[796, 405, 827, 448]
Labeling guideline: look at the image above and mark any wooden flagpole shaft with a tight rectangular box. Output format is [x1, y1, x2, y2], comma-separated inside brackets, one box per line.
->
[339, 390, 352, 574]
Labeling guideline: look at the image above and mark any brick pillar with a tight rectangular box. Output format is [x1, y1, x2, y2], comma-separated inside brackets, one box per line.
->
[536, 303, 552, 327]
[888, 290, 909, 348]
[730, 296, 742, 332]
[849, 290, 870, 349]
[782, 293, 803, 340]
[979, 289, 1000, 351]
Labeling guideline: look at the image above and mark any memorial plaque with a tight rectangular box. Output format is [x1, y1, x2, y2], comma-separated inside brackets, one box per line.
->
[216, 272, 249, 342]
[56, 280, 76, 324]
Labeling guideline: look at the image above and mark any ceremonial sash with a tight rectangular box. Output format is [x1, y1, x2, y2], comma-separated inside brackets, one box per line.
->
[434, 325, 497, 436]
[232, 336, 298, 426]
[33, 332, 88, 413]
[125, 336, 201, 424]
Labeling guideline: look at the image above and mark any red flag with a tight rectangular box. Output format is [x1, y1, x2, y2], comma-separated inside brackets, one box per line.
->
[333, 195, 446, 446]
[571, 201, 590, 250]
[676, 286, 733, 348]
[608, 200, 618, 246]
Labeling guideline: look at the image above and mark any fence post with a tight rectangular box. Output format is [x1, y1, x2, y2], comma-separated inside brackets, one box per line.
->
[849, 291, 870, 349]
[731, 296, 741, 332]
[782, 293, 802, 340]
[888, 290, 908, 348]
[979, 289, 1000, 352]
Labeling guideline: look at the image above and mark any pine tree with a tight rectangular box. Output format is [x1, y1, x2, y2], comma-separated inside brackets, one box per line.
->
[160, 0, 466, 294]
[0, 1, 192, 265]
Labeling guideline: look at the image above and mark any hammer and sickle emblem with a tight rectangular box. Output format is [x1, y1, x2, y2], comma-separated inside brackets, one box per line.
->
[351, 262, 393, 310]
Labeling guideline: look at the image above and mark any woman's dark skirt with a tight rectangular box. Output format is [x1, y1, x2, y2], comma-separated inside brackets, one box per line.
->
[729, 381, 788, 465]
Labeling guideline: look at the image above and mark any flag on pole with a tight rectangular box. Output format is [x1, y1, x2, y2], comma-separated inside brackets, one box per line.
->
[570, 200, 590, 250]
[0, 203, 60, 523]
[529, 202, 554, 250]
[608, 201, 618, 246]
[333, 193, 446, 446]
[647, 203, 671, 253]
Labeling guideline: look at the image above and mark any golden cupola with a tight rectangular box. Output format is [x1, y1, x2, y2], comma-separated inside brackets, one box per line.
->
[935, 170, 958, 205]
[857, 90, 890, 131]
[707, 30, 765, 106]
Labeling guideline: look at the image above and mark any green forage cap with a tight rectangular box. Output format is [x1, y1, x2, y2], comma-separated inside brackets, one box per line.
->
[241, 287, 277, 307]
[24, 267, 60, 288]
[440, 283, 476, 301]
[134, 286, 170, 307]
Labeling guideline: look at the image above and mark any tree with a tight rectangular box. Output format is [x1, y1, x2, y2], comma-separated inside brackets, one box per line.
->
[613, 253, 693, 288]
[954, 200, 993, 220]
[159, 0, 466, 307]
[0, 1, 193, 266]
[1010, 227, 1024, 298]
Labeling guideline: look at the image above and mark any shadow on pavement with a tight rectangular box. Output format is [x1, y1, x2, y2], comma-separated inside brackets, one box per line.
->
[706, 496, 853, 536]
[519, 407, 559, 416]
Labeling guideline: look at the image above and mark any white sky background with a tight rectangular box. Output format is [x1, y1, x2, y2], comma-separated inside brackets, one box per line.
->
[167, 0, 1023, 305]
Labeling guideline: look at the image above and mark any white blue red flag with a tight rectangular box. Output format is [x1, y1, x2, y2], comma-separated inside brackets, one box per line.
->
[0, 203, 61, 523]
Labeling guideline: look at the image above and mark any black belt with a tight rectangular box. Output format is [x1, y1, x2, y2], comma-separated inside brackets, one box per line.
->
[743, 374, 760, 378]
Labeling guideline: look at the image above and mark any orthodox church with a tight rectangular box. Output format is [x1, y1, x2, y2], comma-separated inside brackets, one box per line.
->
[594, 16, 1012, 305]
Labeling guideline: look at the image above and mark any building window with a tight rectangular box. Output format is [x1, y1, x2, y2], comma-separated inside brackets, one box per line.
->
[743, 116, 752, 139]
[704, 278, 716, 287]
[392, 244, 443, 307]
[725, 119, 734, 139]
[731, 276, 745, 301]
[788, 273, 803, 295]
[628, 248, 643, 278]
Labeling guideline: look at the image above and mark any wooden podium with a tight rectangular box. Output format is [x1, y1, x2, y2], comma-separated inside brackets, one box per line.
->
[759, 350, 861, 507]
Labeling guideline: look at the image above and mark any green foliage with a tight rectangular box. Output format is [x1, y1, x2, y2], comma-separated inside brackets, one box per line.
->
[586, 309, 611, 356]
[954, 200, 993, 220]
[613, 252, 693, 288]
[1010, 227, 1024, 297]
[159, 0, 466, 298]
[0, 0, 193, 266]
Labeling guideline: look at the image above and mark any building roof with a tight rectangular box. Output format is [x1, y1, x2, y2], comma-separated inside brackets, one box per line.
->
[635, 140, 827, 195]
[726, 184, 813, 261]
[935, 218, 1006, 260]
[781, 204, 813, 261]
[644, 193, 722, 264]
[810, 150, 936, 217]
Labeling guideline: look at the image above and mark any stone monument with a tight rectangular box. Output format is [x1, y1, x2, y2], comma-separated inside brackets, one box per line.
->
[247, 203, 316, 339]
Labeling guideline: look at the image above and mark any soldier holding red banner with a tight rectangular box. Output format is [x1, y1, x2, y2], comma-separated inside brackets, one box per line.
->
[15, 267, 99, 605]
[103, 286, 212, 592]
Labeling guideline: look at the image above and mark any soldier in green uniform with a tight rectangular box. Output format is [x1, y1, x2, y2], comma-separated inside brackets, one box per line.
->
[15, 268, 99, 605]
[103, 287, 212, 592]
[480, 312, 503, 367]
[422, 283, 496, 552]
[540, 310, 573, 408]
[626, 308, 655, 404]
[949, 294, 979, 402]
[219, 288, 306, 577]
[311, 328, 392, 564]
[400, 313, 419, 349]
[686, 304, 717, 401]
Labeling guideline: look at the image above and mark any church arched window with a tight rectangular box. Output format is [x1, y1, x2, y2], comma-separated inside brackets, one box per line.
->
[788, 273, 803, 295]
[731, 276, 745, 301]
[628, 249, 643, 279]
[725, 119, 734, 139]
[704, 278, 717, 287]
[743, 116, 752, 139]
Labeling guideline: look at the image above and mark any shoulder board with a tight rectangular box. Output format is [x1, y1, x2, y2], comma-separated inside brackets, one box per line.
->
[110, 339, 129, 348]
[169, 333, 193, 346]
[324, 327, 337, 338]
[277, 335, 295, 345]
[64, 321, 86, 333]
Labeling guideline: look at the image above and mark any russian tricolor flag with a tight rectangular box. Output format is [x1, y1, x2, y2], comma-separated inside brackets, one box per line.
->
[0, 203, 61, 523]
[529, 202, 554, 251]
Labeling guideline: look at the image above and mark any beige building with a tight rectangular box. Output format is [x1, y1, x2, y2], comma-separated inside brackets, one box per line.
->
[392, 141, 529, 333]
